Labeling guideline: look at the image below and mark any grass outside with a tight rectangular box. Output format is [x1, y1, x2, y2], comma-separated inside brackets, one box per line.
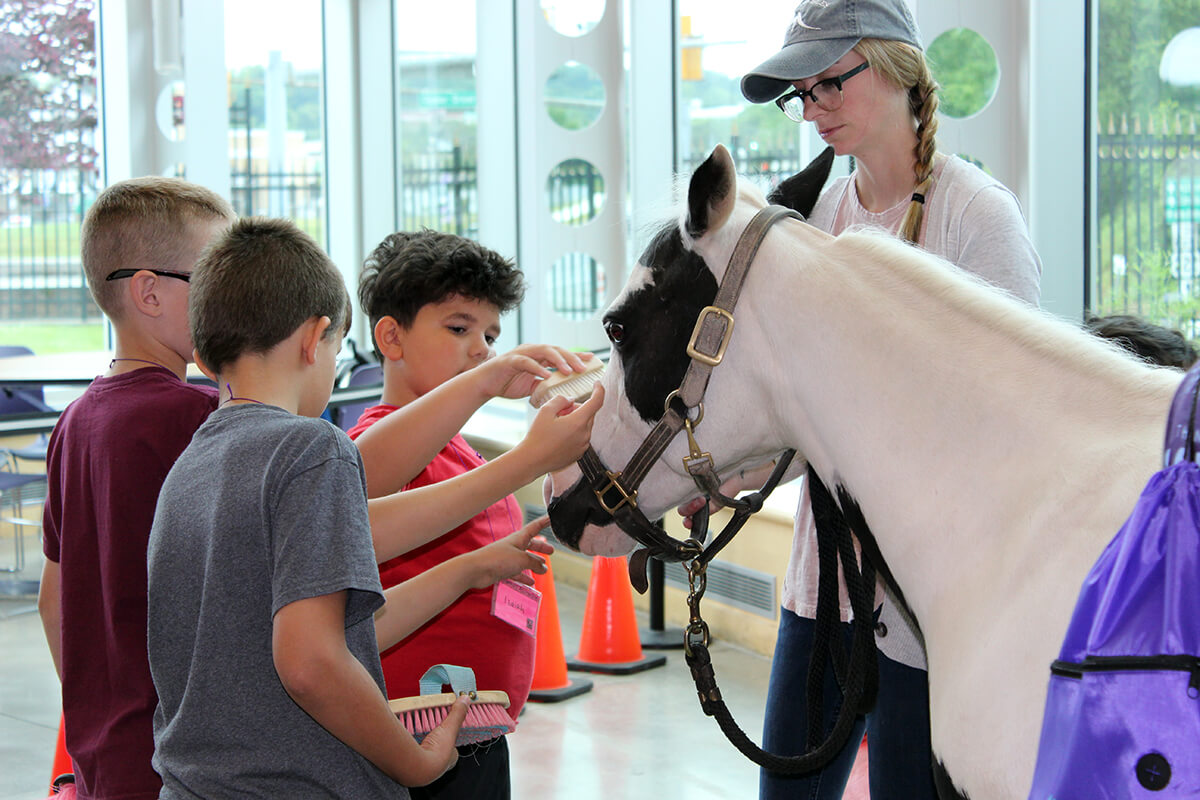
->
[0, 222, 82, 260]
[0, 322, 105, 355]
[0, 219, 324, 260]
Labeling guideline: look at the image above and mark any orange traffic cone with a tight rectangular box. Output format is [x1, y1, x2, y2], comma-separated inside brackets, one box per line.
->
[566, 556, 667, 674]
[527, 559, 593, 702]
[49, 713, 73, 791]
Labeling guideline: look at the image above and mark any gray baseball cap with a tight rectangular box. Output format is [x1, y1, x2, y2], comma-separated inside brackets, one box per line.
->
[741, 0, 922, 104]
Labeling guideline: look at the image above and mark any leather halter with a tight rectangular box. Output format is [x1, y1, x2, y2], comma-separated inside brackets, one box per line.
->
[573, 204, 802, 590]
[568, 204, 880, 775]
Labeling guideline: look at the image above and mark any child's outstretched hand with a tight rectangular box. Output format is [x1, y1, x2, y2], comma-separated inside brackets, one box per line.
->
[468, 516, 556, 590]
[475, 345, 594, 400]
[510, 384, 605, 477]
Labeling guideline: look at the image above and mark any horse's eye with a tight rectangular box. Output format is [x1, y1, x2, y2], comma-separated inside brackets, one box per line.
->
[604, 321, 626, 345]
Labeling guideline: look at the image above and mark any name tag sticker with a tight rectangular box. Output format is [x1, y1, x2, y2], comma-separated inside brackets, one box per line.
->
[492, 579, 541, 637]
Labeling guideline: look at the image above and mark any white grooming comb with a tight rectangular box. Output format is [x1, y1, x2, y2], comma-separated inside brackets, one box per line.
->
[529, 359, 605, 408]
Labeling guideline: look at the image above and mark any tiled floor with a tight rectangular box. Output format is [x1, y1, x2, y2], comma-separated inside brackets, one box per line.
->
[0, 531, 868, 799]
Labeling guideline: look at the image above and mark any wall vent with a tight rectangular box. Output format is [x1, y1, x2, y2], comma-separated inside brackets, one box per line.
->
[663, 559, 777, 619]
[527, 504, 777, 619]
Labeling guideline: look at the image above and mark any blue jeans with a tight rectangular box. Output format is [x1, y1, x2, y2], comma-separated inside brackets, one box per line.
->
[759, 609, 938, 800]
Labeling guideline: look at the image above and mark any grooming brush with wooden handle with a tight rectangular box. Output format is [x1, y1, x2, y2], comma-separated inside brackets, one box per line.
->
[389, 664, 514, 745]
[529, 358, 605, 408]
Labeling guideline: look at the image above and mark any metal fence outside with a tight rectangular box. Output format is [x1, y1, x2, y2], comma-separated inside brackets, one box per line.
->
[0, 168, 99, 322]
[3, 130, 1198, 328]
[1092, 114, 1199, 331]
[400, 149, 478, 238]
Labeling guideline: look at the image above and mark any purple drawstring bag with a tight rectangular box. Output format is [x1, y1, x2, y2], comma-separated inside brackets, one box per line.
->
[1028, 363, 1200, 798]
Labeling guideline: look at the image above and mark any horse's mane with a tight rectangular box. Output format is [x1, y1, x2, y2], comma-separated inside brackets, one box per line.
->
[829, 228, 1173, 400]
[660, 169, 1170, 409]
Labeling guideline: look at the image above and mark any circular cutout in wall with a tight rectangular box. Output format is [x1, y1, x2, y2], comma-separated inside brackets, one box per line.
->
[545, 61, 606, 131]
[547, 159, 606, 226]
[549, 252, 607, 320]
[540, 0, 605, 38]
[927, 28, 1000, 119]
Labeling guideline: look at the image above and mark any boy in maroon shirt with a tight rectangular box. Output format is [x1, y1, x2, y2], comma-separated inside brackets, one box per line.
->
[38, 177, 235, 800]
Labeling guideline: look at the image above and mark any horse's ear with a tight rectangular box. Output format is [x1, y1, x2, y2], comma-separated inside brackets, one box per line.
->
[767, 146, 834, 217]
[685, 144, 737, 239]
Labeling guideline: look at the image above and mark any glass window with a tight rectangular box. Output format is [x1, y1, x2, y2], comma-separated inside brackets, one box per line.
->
[1090, 1, 1200, 337]
[0, 0, 101, 355]
[675, 1, 807, 196]
[396, 1, 479, 238]
[224, 0, 326, 247]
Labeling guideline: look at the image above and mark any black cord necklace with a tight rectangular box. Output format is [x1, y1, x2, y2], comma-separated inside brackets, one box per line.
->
[222, 382, 265, 406]
[110, 357, 171, 372]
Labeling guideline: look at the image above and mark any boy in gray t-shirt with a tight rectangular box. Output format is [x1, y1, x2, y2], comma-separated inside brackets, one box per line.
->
[147, 218, 558, 798]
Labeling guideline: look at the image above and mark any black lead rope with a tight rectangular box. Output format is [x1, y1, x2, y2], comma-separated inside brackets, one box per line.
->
[803, 467, 879, 753]
[683, 465, 879, 775]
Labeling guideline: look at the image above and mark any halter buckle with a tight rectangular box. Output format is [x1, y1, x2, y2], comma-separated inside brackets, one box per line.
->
[686, 306, 735, 367]
[595, 470, 639, 514]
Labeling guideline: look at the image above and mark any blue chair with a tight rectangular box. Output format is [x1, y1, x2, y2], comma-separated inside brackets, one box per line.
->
[333, 362, 383, 433]
[1, 412, 51, 469]
[0, 469, 45, 573]
[0, 345, 49, 572]
[0, 345, 53, 467]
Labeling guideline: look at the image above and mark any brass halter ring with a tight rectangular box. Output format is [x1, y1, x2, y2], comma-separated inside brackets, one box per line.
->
[664, 389, 704, 427]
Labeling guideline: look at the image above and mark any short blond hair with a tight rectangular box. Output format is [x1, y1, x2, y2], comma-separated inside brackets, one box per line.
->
[80, 176, 235, 318]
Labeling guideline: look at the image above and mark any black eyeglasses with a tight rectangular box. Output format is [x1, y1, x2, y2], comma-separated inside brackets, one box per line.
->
[105, 268, 191, 283]
[775, 61, 870, 121]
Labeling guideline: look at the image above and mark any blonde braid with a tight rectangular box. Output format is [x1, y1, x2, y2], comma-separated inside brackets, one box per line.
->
[898, 75, 939, 244]
[854, 39, 941, 244]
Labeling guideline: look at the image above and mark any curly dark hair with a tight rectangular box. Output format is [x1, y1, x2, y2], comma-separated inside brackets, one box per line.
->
[358, 230, 525, 356]
[1085, 313, 1198, 370]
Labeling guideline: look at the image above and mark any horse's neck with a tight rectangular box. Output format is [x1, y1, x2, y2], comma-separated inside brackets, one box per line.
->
[745, 226, 1177, 619]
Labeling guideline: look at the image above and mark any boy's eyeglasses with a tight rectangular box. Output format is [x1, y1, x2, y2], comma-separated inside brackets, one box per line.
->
[775, 61, 871, 121]
[105, 268, 191, 283]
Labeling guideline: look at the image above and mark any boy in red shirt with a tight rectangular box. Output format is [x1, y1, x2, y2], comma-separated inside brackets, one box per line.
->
[350, 230, 600, 799]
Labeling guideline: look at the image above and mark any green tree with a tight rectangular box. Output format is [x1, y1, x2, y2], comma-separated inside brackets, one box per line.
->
[1097, 0, 1199, 127]
[926, 28, 998, 119]
[0, 0, 96, 170]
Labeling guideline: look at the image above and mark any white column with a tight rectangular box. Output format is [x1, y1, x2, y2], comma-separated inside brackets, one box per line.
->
[98, 0, 177, 181]
[266, 50, 287, 216]
[357, 0, 397, 259]
[1028, 0, 1086, 319]
[514, 1, 625, 352]
[628, 2, 675, 260]
[917, 0, 1030, 210]
[477, 1, 521, 351]
[180, 0, 229, 198]
[322, 0, 367, 344]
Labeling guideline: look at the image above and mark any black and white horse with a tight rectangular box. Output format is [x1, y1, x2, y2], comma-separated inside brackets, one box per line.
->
[543, 144, 1182, 799]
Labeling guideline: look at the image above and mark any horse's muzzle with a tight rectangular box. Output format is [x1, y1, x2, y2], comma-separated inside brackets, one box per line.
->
[545, 471, 615, 552]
